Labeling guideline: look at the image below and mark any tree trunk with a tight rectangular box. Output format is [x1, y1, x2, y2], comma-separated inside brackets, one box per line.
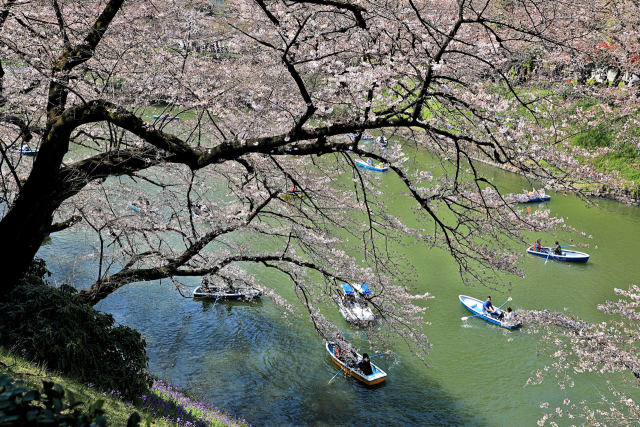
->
[0, 187, 54, 290]
[0, 117, 72, 291]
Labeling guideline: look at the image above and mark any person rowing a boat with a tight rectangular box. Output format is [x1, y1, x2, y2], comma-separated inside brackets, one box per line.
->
[553, 241, 562, 255]
[358, 353, 373, 376]
[482, 296, 504, 320]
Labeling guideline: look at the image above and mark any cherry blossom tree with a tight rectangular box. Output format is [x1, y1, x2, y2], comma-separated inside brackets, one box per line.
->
[0, 0, 630, 363]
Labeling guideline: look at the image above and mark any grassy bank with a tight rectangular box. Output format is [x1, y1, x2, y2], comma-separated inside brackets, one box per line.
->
[0, 347, 246, 426]
[485, 82, 640, 202]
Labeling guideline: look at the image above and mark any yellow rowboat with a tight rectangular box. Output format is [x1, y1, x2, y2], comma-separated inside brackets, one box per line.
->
[278, 190, 308, 201]
[326, 342, 387, 386]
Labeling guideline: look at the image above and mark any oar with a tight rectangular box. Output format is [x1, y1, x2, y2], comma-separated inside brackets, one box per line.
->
[544, 250, 551, 264]
[328, 357, 356, 385]
[496, 297, 512, 311]
[461, 297, 512, 321]
[328, 364, 348, 384]
[212, 294, 220, 307]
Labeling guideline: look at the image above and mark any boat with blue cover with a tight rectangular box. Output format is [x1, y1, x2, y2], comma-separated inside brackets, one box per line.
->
[459, 295, 522, 329]
[355, 159, 388, 172]
[338, 283, 374, 324]
[325, 342, 386, 385]
[526, 247, 589, 263]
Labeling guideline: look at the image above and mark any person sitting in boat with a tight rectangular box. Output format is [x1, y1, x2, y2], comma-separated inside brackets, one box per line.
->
[358, 353, 373, 376]
[503, 307, 514, 320]
[346, 293, 356, 305]
[482, 296, 503, 320]
[532, 239, 542, 252]
[333, 333, 356, 362]
[201, 275, 212, 290]
[553, 241, 562, 255]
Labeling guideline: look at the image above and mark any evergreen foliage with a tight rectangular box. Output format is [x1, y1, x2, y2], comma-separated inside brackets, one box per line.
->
[0, 373, 141, 426]
[0, 260, 150, 400]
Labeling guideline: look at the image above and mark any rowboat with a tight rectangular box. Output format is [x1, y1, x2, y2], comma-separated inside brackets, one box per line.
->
[192, 285, 262, 300]
[526, 247, 589, 263]
[325, 342, 386, 385]
[346, 133, 374, 141]
[338, 283, 374, 325]
[279, 190, 308, 201]
[459, 295, 522, 329]
[507, 191, 550, 204]
[153, 115, 180, 121]
[128, 202, 141, 212]
[522, 195, 550, 203]
[11, 145, 38, 156]
[355, 159, 388, 172]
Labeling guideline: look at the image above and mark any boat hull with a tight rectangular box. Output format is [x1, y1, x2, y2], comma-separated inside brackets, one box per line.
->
[355, 160, 388, 172]
[326, 343, 386, 385]
[279, 191, 308, 201]
[526, 247, 589, 263]
[523, 196, 550, 203]
[193, 286, 262, 300]
[459, 295, 522, 329]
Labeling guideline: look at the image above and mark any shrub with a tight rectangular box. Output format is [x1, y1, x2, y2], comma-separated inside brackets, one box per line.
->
[614, 141, 638, 158]
[0, 261, 150, 400]
[571, 124, 613, 148]
[0, 374, 141, 426]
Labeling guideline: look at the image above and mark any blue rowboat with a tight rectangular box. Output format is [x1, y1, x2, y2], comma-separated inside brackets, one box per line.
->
[459, 295, 522, 329]
[346, 133, 374, 141]
[12, 146, 38, 156]
[526, 247, 589, 263]
[153, 115, 179, 121]
[325, 342, 386, 385]
[355, 159, 388, 172]
[523, 195, 550, 203]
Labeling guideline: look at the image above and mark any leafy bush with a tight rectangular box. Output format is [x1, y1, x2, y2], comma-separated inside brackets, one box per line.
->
[614, 141, 639, 158]
[571, 124, 613, 148]
[0, 261, 150, 400]
[0, 374, 141, 426]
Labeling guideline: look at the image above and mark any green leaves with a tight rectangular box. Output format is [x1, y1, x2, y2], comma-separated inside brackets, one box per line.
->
[0, 260, 151, 401]
[0, 374, 113, 426]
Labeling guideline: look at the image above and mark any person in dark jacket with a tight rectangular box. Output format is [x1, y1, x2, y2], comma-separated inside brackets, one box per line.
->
[358, 353, 373, 376]
[553, 241, 562, 255]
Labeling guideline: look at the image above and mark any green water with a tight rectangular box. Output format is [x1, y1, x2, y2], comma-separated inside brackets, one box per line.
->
[37, 148, 640, 426]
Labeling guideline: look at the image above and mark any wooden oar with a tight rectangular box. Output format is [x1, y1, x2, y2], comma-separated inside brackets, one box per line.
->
[461, 297, 512, 321]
